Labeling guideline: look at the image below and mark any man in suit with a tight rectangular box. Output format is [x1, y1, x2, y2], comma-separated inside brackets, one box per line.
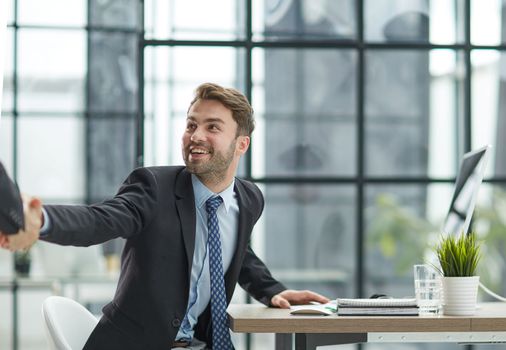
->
[0, 83, 329, 349]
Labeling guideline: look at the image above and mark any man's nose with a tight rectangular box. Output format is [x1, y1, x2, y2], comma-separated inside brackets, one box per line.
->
[190, 127, 205, 142]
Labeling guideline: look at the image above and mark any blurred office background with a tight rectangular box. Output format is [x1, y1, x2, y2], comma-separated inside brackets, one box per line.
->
[2, 0, 506, 349]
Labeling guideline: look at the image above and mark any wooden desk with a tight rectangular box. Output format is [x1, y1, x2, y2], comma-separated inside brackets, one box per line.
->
[228, 303, 506, 350]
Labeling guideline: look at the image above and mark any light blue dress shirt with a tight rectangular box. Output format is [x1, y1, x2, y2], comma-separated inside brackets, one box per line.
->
[40, 207, 50, 235]
[176, 175, 238, 341]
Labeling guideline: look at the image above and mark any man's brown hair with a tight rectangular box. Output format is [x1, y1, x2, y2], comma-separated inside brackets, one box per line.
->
[189, 83, 255, 137]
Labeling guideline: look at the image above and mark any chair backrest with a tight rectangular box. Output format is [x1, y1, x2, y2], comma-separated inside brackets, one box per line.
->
[42, 296, 99, 350]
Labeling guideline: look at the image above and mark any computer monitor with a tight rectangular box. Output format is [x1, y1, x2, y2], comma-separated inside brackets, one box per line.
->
[442, 145, 491, 236]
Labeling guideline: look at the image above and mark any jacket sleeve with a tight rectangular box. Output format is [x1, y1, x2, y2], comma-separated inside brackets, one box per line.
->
[238, 245, 287, 306]
[236, 180, 286, 305]
[41, 167, 159, 247]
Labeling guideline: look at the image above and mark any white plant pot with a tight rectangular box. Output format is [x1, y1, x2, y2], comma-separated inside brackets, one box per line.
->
[442, 276, 480, 316]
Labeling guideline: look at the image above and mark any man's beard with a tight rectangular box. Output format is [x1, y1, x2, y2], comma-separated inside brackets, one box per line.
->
[184, 140, 236, 180]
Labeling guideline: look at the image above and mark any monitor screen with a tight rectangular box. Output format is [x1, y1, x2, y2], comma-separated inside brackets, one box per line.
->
[443, 145, 491, 236]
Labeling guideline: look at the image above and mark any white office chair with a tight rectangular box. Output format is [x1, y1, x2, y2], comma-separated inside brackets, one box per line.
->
[42, 296, 99, 350]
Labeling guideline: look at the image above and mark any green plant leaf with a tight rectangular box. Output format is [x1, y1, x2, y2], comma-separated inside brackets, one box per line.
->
[435, 232, 481, 277]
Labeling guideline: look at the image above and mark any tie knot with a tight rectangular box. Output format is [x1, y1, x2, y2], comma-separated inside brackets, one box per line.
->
[206, 195, 223, 214]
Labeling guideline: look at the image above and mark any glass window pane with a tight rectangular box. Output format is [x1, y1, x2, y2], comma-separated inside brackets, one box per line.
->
[470, 184, 506, 350]
[89, 116, 136, 202]
[252, 48, 357, 177]
[471, 0, 506, 45]
[90, 0, 140, 30]
[17, 116, 85, 201]
[145, 0, 245, 40]
[365, 184, 453, 295]
[89, 31, 138, 113]
[19, 0, 86, 27]
[475, 184, 506, 301]
[0, 114, 13, 175]
[18, 29, 86, 113]
[0, 293, 13, 348]
[471, 50, 506, 178]
[365, 49, 463, 177]
[143, 46, 245, 169]
[2, 28, 13, 113]
[5, 0, 14, 25]
[253, 0, 356, 41]
[256, 183, 356, 299]
[365, 0, 464, 44]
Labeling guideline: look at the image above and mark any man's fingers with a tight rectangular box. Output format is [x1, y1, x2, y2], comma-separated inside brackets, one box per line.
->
[278, 299, 291, 309]
[271, 295, 291, 309]
[0, 194, 42, 252]
[29, 197, 42, 210]
[0, 234, 11, 249]
[273, 289, 332, 307]
[27, 197, 43, 228]
[294, 290, 329, 304]
[1, 198, 41, 252]
[303, 291, 330, 304]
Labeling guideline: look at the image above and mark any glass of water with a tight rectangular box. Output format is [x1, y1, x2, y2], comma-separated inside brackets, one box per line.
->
[414, 264, 442, 316]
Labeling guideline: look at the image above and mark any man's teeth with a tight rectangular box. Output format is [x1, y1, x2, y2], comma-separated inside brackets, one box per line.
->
[191, 149, 209, 154]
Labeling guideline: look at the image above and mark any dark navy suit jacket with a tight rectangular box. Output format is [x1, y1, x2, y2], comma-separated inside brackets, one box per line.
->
[42, 166, 286, 349]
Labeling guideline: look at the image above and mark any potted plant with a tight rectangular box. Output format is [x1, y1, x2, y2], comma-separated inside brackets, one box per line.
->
[435, 232, 481, 316]
[14, 249, 32, 277]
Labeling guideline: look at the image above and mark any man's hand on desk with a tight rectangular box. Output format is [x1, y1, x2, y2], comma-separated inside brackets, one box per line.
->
[270, 289, 330, 309]
[0, 195, 42, 252]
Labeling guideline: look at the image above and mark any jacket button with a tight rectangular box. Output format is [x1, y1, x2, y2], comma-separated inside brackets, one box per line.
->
[172, 318, 181, 328]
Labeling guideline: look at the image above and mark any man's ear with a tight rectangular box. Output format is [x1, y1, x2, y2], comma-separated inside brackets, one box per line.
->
[236, 136, 250, 155]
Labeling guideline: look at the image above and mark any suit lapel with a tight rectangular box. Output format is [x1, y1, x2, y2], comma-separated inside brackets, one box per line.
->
[225, 179, 254, 298]
[174, 169, 196, 278]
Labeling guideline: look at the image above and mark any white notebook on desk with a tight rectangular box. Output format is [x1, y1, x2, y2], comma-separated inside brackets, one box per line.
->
[337, 298, 417, 307]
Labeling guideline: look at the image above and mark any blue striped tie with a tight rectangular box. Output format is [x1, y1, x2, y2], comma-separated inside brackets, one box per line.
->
[206, 196, 233, 350]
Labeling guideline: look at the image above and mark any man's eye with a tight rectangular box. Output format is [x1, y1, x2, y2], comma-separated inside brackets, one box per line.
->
[209, 125, 220, 131]
[186, 124, 196, 130]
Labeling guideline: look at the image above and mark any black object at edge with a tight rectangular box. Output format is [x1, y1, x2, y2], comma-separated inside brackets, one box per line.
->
[0, 162, 24, 234]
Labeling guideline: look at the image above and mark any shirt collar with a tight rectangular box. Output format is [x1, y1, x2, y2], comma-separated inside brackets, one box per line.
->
[191, 174, 235, 213]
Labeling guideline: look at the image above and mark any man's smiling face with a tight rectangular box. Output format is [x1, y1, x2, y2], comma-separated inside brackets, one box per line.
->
[182, 99, 248, 183]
